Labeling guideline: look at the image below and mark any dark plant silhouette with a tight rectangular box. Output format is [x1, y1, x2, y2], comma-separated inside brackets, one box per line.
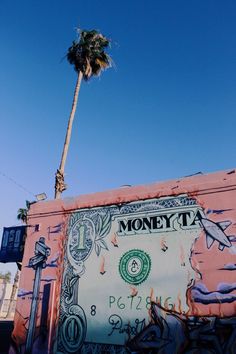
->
[17, 200, 30, 224]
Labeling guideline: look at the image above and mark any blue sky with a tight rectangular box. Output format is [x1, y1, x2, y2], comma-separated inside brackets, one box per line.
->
[0, 0, 236, 275]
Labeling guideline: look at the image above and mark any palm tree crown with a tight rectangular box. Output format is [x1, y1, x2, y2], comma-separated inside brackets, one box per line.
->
[17, 200, 30, 223]
[67, 29, 111, 80]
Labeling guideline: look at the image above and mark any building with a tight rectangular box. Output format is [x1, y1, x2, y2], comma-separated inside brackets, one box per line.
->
[9, 169, 236, 353]
[0, 279, 17, 319]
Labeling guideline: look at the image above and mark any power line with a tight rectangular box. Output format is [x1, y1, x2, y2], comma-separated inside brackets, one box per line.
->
[0, 170, 35, 197]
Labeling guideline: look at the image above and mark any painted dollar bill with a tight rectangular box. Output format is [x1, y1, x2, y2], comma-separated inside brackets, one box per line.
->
[61, 195, 204, 347]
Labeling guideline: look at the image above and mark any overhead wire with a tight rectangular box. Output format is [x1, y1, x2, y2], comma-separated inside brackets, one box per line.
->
[0, 170, 35, 198]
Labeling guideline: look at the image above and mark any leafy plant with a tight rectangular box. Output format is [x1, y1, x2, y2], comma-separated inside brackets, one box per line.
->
[17, 200, 31, 224]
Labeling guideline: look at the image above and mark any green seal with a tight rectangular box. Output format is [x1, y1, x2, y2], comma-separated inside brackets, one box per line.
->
[119, 249, 151, 285]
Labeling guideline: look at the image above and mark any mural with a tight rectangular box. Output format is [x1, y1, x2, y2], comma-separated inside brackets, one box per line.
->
[57, 194, 236, 353]
[9, 170, 236, 353]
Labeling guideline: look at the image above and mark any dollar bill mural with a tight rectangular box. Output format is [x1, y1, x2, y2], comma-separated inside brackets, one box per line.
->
[9, 170, 236, 353]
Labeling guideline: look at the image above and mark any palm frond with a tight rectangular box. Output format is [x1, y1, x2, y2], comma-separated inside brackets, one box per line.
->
[67, 29, 112, 80]
[17, 200, 31, 223]
[17, 208, 27, 223]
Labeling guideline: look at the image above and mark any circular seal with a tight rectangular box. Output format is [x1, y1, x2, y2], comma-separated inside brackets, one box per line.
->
[119, 249, 151, 285]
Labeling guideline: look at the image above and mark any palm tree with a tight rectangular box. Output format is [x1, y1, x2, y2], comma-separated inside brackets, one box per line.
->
[54, 29, 112, 199]
[17, 200, 30, 223]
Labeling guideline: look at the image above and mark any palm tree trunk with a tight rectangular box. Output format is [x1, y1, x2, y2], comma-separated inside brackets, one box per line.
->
[55, 71, 83, 199]
[5, 270, 19, 318]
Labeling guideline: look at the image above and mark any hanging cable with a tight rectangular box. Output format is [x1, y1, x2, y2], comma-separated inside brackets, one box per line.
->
[0, 170, 35, 197]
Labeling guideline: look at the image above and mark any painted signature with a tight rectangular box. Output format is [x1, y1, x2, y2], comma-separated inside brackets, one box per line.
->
[108, 314, 146, 337]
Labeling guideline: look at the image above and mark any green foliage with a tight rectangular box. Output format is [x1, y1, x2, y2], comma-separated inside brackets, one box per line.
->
[17, 208, 27, 223]
[67, 29, 111, 80]
[17, 200, 31, 223]
[0, 271, 11, 283]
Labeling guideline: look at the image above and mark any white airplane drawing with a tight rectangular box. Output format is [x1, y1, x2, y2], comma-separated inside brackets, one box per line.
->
[201, 218, 233, 251]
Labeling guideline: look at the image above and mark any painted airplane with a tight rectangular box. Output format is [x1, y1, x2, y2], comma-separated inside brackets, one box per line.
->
[201, 218, 233, 251]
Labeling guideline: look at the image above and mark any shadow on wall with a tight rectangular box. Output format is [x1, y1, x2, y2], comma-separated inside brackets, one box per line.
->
[0, 320, 14, 354]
